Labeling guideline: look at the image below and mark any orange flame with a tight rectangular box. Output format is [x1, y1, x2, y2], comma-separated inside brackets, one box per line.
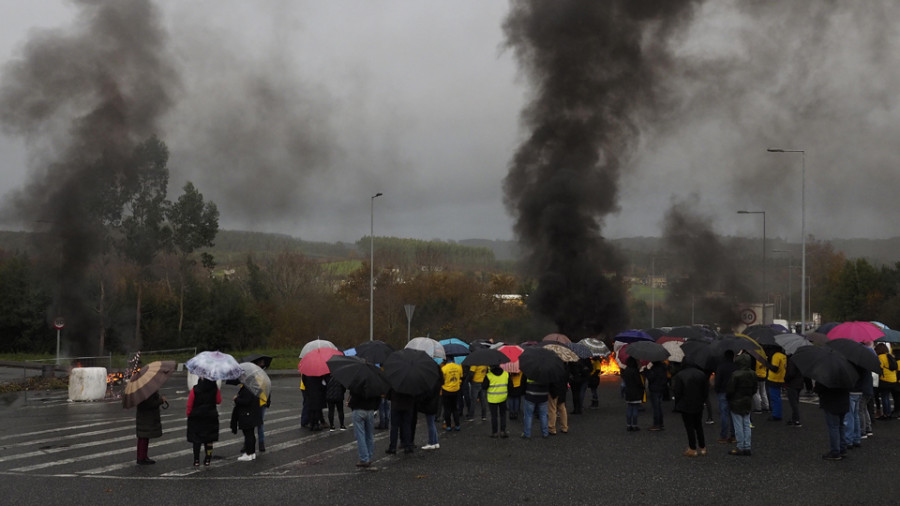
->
[600, 356, 620, 375]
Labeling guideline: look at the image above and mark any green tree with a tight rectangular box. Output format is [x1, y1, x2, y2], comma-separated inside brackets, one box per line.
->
[168, 181, 219, 335]
[116, 136, 172, 350]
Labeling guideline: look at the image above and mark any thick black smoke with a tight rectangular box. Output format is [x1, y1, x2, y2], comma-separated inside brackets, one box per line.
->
[662, 200, 751, 329]
[502, 0, 702, 338]
[0, 0, 176, 353]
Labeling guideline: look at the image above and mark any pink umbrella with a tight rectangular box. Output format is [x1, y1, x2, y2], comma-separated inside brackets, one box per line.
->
[827, 321, 885, 343]
[298, 347, 344, 376]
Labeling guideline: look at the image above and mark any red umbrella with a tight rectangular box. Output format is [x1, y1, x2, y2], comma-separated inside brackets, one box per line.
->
[298, 347, 344, 376]
[827, 321, 885, 343]
[498, 344, 524, 362]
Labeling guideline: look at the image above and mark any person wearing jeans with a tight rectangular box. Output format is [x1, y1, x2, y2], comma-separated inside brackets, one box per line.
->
[766, 348, 787, 421]
[349, 388, 380, 468]
[714, 351, 736, 442]
[522, 379, 549, 438]
[644, 361, 668, 430]
[727, 354, 757, 456]
[816, 382, 849, 460]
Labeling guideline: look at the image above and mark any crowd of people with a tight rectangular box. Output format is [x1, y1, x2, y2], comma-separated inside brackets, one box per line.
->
[129, 337, 894, 468]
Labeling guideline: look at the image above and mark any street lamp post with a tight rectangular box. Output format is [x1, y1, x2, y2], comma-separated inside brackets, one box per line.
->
[772, 249, 792, 327]
[768, 148, 805, 331]
[370, 192, 383, 341]
[737, 210, 766, 319]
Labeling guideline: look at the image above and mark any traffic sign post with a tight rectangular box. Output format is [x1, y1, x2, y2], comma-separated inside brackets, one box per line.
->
[53, 317, 65, 365]
[404, 304, 415, 343]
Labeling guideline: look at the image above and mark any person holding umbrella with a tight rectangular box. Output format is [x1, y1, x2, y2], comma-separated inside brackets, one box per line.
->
[726, 354, 757, 456]
[135, 391, 167, 465]
[124, 360, 175, 465]
[522, 377, 550, 439]
[187, 377, 222, 466]
[483, 364, 510, 438]
[243, 354, 273, 451]
[672, 360, 709, 457]
[441, 358, 463, 432]
[232, 382, 262, 461]
[622, 357, 644, 432]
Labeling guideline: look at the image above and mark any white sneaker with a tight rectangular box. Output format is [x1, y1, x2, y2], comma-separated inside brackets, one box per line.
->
[421, 444, 434, 450]
[237, 453, 256, 461]
[431, 443, 439, 450]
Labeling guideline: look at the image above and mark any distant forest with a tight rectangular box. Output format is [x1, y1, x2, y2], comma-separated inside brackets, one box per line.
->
[2, 230, 899, 269]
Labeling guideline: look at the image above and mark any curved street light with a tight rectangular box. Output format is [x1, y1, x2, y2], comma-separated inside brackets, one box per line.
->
[767, 148, 806, 331]
[737, 210, 766, 316]
[370, 192, 383, 341]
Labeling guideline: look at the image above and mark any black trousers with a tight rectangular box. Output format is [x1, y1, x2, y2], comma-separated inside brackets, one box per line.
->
[681, 412, 706, 450]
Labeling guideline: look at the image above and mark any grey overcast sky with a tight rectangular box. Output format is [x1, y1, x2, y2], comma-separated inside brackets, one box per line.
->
[1, 1, 900, 244]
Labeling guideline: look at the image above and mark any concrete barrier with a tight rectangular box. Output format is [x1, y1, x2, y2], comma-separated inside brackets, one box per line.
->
[68, 367, 107, 401]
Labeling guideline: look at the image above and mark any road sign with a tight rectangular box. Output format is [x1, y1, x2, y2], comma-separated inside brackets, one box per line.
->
[53, 317, 65, 330]
[739, 308, 757, 326]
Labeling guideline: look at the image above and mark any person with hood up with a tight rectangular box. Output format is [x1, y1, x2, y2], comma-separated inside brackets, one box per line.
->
[672, 360, 709, 457]
[726, 353, 758, 456]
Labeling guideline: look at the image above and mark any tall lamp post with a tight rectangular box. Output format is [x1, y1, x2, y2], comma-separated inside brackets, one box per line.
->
[772, 249, 792, 327]
[737, 210, 766, 318]
[370, 192, 383, 341]
[768, 148, 805, 331]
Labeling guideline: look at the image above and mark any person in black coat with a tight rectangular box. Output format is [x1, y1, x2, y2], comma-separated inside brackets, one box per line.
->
[325, 375, 347, 431]
[643, 361, 668, 431]
[187, 378, 221, 466]
[135, 391, 166, 465]
[232, 384, 262, 461]
[672, 361, 709, 457]
[622, 357, 645, 432]
[816, 381, 850, 461]
[304, 374, 328, 431]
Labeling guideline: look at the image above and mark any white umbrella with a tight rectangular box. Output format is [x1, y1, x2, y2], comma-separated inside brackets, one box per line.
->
[300, 338, 338, 359]
[405, 337, 446, 359]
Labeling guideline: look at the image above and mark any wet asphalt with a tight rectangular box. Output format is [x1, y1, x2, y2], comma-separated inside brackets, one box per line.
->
[0, 371, 898, 505]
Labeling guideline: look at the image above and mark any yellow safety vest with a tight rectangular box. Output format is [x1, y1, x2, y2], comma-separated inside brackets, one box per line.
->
[486, 370, 509, 404]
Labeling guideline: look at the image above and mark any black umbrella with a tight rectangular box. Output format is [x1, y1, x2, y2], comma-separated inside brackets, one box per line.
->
[326, 355, 391, 398]
[717, 336, 770, 368]
[242, 353, 273, 369]
[518, 346, 568, 384]
[744, 325, 778, 345]
[565, 342, 594, 359]
[790, 346, 859, 389]
[442, 343, 471, 358]
[355, 340, 394, 365]
[642, 328, 666, 341]
[623, 341, 670, 362]
[668, 326, 713, 342]
[680, 340, 719, 371]
[382, 348, 443, 397]
[825, 338, 881, 375]
[461, 348, 510, 367]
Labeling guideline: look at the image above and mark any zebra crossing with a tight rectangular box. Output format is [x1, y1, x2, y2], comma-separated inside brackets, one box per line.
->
[0, 388, 396, 480]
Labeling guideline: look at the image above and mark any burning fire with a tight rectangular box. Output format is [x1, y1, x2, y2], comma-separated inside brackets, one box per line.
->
[107, 371, 126, 385]
[600, 355, 620, 375]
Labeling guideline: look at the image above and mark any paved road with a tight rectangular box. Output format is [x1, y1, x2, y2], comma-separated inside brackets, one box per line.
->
[0, 374, 898, 505]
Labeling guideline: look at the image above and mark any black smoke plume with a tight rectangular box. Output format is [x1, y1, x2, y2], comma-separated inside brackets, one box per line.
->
[0, 0, 176, 353]
[502, 0, 703, 338]
[662, 200, 751, 329]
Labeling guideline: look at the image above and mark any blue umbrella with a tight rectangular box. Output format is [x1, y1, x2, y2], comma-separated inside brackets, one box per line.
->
[614, 329, 654, 344]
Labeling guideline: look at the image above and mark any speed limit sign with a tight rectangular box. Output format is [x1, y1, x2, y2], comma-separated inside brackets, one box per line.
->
[739, 309, 756, 326]
[53, 317, 65, 330]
